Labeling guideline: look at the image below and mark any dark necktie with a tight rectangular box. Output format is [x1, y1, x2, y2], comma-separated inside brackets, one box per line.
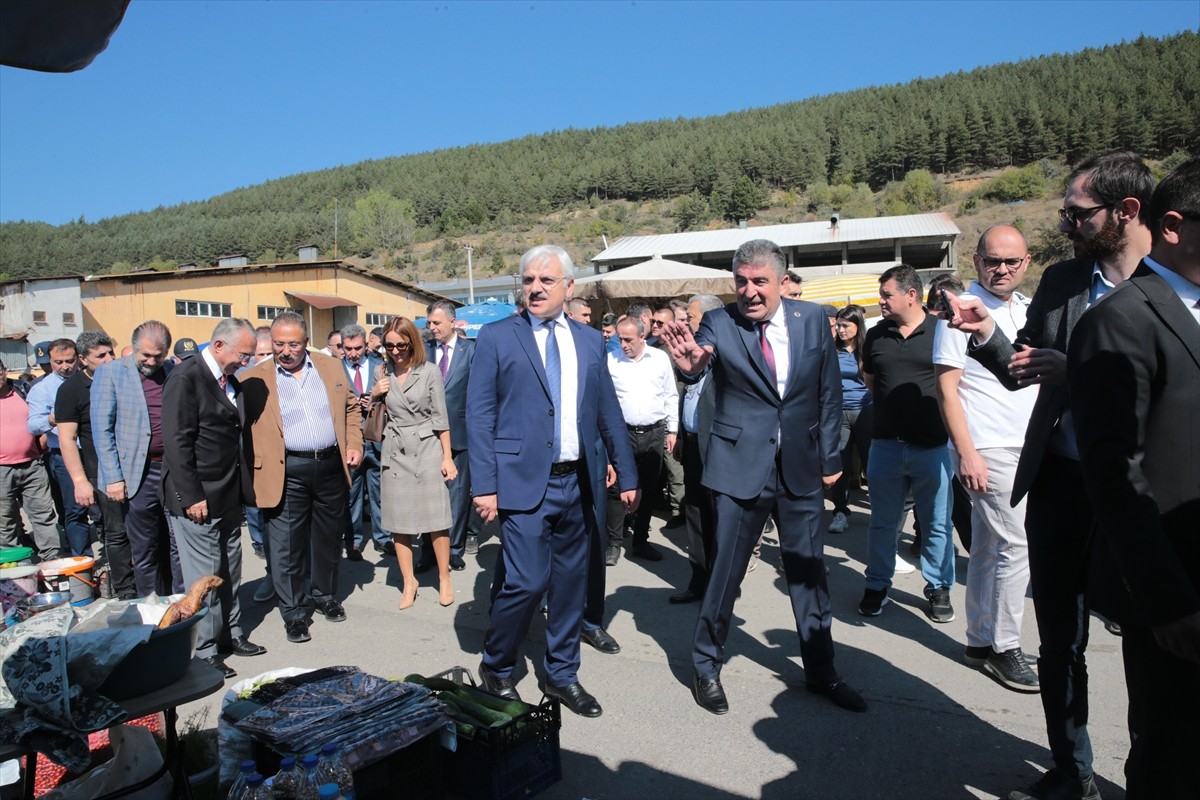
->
[758, 321, 777, 383]
[545, 320, 562, 462]
[352, 363, 363, 395]
[439, 343, 450, 383]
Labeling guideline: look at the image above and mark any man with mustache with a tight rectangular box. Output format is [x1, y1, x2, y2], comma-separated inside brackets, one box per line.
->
[949, 151, 1153, 800]
[92, 321, 184, 597]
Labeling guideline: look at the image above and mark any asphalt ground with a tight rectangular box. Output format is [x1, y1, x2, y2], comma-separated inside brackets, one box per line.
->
[176, 493, 1130, 800]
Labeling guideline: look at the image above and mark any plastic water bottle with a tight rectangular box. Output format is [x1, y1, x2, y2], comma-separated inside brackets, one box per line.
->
[295, 754, 322, 800]
[239, 774, 270, 800]
[316, 743, 355, 799]
[270, 756, 302, 799]
[317, 785, 342, 800]
[228, 759, 257, 799]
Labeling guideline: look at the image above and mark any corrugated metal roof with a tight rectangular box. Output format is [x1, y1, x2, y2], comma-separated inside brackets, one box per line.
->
[592, 212, 960, 263]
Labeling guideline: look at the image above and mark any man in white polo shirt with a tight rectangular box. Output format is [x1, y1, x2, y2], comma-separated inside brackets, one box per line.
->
[934, 225, 1040, 692]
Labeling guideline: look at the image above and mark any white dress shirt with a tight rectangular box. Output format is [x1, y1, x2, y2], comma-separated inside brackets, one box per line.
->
[436, 338, 456, 372]
[762, 301, 790, 397]
[533, 313, 579, 461]
[607, 347, 679, 433]
[201, 347, 236, 406]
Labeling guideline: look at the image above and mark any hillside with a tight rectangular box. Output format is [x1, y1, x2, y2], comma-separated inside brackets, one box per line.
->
[0, 32, 1195, 282]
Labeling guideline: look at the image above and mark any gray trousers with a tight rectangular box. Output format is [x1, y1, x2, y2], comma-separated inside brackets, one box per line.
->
[0, 458, 61, 560]
[166, 510, 244, 659]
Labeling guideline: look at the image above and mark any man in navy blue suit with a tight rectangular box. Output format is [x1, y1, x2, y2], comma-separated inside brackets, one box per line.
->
[661, 239, 867, 714]
[468, 244, 639, 718]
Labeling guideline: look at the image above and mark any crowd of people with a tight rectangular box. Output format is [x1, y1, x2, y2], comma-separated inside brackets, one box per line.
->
[0, 152, 1195, 800]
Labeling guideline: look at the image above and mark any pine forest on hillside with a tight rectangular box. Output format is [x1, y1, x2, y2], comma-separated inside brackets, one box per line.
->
[0, 33, 1195, 283]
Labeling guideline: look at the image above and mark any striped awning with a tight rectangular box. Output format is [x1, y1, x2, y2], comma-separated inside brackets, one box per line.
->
[799, 274, 882, 308]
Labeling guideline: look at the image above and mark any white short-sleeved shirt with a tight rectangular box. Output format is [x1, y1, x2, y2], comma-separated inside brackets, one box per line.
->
[933, 282, 1038, 450]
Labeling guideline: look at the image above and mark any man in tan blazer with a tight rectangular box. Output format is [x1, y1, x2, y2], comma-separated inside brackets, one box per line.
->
[241, 311, 363, 644]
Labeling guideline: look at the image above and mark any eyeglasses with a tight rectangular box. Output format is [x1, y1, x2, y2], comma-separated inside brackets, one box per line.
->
[977, 256, 1027, 273]
[383, 341, 411, 351]
[235, 351, 255, 363]
[521, 276, 562, 288]
[651, 320, 667, 328]
[1058, 204, 1110, 227]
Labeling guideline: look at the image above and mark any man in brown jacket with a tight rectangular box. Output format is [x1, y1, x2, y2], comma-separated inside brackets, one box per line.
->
[241, 311, 363, 644]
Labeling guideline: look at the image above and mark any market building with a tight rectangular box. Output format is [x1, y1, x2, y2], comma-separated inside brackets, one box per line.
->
[81, 253, 454, 346]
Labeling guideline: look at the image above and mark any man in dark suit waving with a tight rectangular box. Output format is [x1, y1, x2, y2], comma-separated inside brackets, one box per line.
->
[1069, 160, 1200, 799]
[661, 239, 866, 714]
[468, 244, 638, 718]
[161, 318, 265, 679]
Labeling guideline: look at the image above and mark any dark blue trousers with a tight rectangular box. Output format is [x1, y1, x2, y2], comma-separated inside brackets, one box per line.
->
[48, 451, 90, 555]
[693, 455, 837, 684]
[346, 441, 385, 551]
[484, 471, 592, 687]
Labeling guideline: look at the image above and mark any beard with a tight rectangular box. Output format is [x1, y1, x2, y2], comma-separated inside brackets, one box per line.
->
[1082, 215, 1124, 260]
[136, 362, 160, 377]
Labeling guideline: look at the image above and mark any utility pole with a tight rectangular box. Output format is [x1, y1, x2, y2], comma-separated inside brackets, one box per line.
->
[465, 245, 475, 305]
[333, 198, 339, 259]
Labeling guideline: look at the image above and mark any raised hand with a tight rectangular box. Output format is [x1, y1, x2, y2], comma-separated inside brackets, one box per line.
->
[660, 321, 714, 375]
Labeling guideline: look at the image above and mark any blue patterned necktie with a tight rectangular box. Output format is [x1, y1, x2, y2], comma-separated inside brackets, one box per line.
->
[544, 319, 562, 462]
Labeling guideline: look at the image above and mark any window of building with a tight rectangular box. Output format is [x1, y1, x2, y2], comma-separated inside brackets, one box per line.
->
[365, 313, 390, 326]
[175, 299, 232, 318]
[32, 310, 47, 324]
[257, 305, 290, 320]
[62, 312, 76, 325]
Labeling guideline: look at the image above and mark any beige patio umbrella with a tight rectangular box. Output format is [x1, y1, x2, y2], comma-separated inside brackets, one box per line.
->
[574, 255, 734, 301]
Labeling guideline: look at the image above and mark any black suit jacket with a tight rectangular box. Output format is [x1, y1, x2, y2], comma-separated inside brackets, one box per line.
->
[428, 337, 474, 450]
[970, 257, 1093, 502]
[1068, 263, 1200, 627]
[160, 355, 251, 519]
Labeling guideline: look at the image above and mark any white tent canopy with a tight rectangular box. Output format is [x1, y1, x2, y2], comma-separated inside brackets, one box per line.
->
[572, 255, 734, 300]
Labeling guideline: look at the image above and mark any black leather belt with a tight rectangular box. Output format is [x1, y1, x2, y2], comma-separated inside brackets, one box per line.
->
[3, 459, 34, 470]
[626, 421, 664, 434]
[286, 445, 340, 460]
[550, 460, 580, 476]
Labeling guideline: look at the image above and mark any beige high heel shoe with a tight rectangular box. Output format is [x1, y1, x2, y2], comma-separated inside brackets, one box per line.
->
[439, 580, 455, 607]
[399, 588, 419, 610]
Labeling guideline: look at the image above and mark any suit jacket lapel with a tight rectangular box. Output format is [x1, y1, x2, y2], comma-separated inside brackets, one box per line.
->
[1064, 263, 1095, 350]
[1133, 264, 1200, 370]
[782, 302, 806, 400]
[516, 312, 552, 399]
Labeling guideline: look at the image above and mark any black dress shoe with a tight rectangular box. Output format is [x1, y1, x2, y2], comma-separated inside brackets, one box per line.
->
[346, 547, 364, 562]
[662, 514, 685, 530]
[478, 662, 522, 702]
[605, 546, 620, 567]
[806, 679, 868, 712]
[203, 656, 237, 679]
[631, 542, 663, 561]
[315, 599, 347, 622]
[580, 627, 621, 654]
[668, 589, 701, 604]
[545, 681, 602, 718]
[450, 554, 466, 571]
[285, 619, 311, 643]
[414, 557, 433, 574]
[693, 674, 728, 715]
[251, 543, 266, 560]
[224, 636, 266, 657]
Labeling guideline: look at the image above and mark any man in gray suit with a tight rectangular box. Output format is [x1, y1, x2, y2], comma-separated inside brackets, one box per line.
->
[661, 239, 865, 715]
[91, 320, 182, 597]
[426, 301, 475, 570]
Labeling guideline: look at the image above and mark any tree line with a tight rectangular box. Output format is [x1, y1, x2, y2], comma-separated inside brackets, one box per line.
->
[1, 32, 1195, 280]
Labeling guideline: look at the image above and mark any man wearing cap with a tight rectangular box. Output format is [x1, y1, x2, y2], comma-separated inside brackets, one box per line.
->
[0, 358, 60, 561]
[172, 338, 199, 363]
[92, 320, 183, 597]
[28, 340, 55, 388]
[26, 338, 89, 555]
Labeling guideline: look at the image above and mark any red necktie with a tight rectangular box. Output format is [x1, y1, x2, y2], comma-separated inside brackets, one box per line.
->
[758, 321, 777, 383]
[352, 363, 363, 395]
[218, 374, 228, 392]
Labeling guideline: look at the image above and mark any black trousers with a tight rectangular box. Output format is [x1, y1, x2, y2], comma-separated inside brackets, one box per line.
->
[264, 453, 348, 623]
[606, 423, 665, 547]
[680, 431, 714, 594]
[693, 454, 836, 684]
[82, 447, 136, 599]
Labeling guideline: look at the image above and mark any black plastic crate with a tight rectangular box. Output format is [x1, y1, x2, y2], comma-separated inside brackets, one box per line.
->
[433, 666, 562, 800]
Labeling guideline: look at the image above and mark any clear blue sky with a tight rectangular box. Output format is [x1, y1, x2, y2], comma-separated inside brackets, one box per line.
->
[0, 1, 1193, 225]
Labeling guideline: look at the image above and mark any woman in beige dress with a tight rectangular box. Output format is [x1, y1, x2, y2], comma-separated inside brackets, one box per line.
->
[370, 316, 458, 608]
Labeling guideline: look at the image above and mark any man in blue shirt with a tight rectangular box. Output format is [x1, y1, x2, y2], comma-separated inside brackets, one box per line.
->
[26, 338, 88, 555]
